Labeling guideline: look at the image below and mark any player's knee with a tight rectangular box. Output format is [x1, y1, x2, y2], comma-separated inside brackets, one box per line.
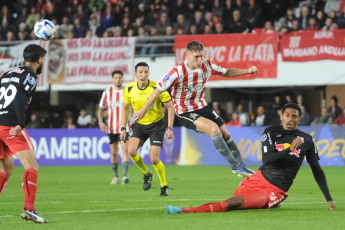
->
[209, 125, 220, 136]
[128, 150, 137, 158]
[228, 196, 244, 210]
[150, 157, 160, 165]
[110, 151, 118, 158]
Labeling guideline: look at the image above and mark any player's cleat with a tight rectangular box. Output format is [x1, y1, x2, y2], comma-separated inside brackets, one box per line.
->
[166, 205, 182, 214]
[143, 171, 153, 191]
[0, 182, 7, 194]
[121, 176, 130, 185]
[232, 164, 255, 178]
[160, 185, 170, 196]
[21, 209, 48, 223]
[110, 177, 119, 184]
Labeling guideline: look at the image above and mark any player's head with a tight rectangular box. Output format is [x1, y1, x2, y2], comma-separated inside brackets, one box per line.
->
[111, 70, 123, 88]
[135, 62, 150, 84]
[186, 41, 204, 70]
[280, 103, 301, 130]
[23, 44, 47, 74]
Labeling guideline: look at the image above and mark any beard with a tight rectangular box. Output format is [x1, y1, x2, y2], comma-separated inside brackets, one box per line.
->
[36, 64, 43, 75]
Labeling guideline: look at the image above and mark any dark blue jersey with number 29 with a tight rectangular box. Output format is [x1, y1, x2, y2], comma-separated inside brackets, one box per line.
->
[0, 66, 37, 128]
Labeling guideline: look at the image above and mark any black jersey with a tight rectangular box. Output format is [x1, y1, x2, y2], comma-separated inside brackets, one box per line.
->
[0, 66, 38, 128]
[259, 126, 319, 192]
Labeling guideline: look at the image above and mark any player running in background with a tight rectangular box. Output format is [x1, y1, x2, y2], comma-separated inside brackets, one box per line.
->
[166, 103, 337, 214]
[120, 62, 174, 196]
[134, 41, 257, 177]
[98, 70, 130, 185]
[0, 44, 48, 223]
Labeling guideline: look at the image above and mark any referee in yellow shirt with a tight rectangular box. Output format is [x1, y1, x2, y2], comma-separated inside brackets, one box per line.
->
[120, 62, 174, 196]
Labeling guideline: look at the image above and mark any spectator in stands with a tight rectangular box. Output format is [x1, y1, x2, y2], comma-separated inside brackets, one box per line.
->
[100, 5, 114, 29]
[60, 16, 74, 39]
[270, 109, 282, 126]
[316, 10, 326, 28]
[226, 112, 241, 127]
[190, 11, 207, 34]
[338, 5, 345, 28]
[300, 105, 311, 125]
[156, 13, 170, 35]
[188, 24, 198, 35]
[299, 5, 311, 30]
[26, 113, 42, 129]
[237, 104, 250, 126]
[315, 0, 327, 13]
[212, 102, 228, 123]
[284, 94, 294, 104]
[328, 95, 343, 120]
[329, 10, 338, 23]
[296, 94, 306, 108]
[341, 0, 345, 14]
[214, 22, 224, 34]
[173, 14, 189, 35]
[113, 26, 122, 37]
[77, 108, 92, 128]
[269, 95, 282, 124]
[176, 27, 184, 35]
[307, 17, 319, 30]
[285, 8, 297, 29]
[333, 108, 345, 125]
[26, 7, 40, 30]
[228, 10, 249, 33]
[247, 0, 263, 29]
[121, 16, 132, 37]
[165, 26, 173, 36]
[171, 0, 188, 23]
[290, 19, 301, 31]
[63, 116, 76, 129]
[185, 2, 196, 23]
[88, 5, 101, 22]
[6, 31, 15, 42]
[324, 0, 341, 16]
[254, 106, 269, 126]
[72, 17, 87, 38]
[276, 17, 287, 32]
[15, 7, 28, 30]
[0, 5, 13, 26]
[263, 21, 275, 33]
[311, 107, 333, 125]
[204, 24, 213, 34]
[212, 0, 223, 17]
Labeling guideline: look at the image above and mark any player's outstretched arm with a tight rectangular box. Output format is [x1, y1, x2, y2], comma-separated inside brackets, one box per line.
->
[163, 100, 175, 139]
[120, 102, 130, 141]
[133, 88, 161, 121]
[221, 66, 258, 78]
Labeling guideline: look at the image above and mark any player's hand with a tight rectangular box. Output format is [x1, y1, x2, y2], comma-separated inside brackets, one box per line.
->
[133, 109, 146, 121]
[328, 201, 337, 211]
[247, 66, 258, 75]
[290, 136, 304, 151]
[8, 125, 22, 139]
[120, 130, 127, 143]
[164, 129, 174, 139]
[99, 122, 108, 133]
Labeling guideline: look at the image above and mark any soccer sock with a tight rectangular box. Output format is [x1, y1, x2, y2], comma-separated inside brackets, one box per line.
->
[211, 133, 239, 168]
[0, 172, 9, 194]
[153, 161, 167, 187]
[181, 200, 229, 213]
[22, 168, 38, 211]
[130, 153, 149, 175]
[225, 136, 245, 165]
[122, 161, 129, 177]
[111, 163, 119, 177]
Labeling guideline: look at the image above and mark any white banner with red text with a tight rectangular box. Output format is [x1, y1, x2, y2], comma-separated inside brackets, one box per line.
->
[174, 33, 279, 79]
[281, 29, 345, 62]
[46, 37, 136, 85]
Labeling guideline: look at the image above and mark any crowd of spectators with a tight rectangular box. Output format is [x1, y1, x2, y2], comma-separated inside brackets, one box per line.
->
[1, 0, 345, 43]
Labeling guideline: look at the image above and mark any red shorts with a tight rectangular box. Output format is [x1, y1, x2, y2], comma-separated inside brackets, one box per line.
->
[0, 126, 34, 159]
[233, 170, 288, 208]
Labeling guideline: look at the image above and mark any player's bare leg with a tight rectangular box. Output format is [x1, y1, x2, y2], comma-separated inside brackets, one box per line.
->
[15, 150, 48, 223]
[150, 146, 169, 196]
[128, 138, 152, 190]
[110, 142, 120, 184]
[0, 156, 14, 194]
[120, 141, 130, 184]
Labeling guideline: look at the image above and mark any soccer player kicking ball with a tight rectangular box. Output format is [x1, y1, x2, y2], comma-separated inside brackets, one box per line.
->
[134, 41, 257, 178]
[120, 62, 174, 196]
[0, 44, 48, 223]
[166, 103, 337, 214]
[98, 70, 130, 185]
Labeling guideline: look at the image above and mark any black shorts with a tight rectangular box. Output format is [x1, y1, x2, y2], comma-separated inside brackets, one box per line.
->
[129, 118, 166, 147]
[108, 133, 129, 144]
[177, 105, 224, 131]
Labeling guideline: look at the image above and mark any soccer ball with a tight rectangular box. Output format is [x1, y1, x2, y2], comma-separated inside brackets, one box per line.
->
[34, 19, 56, 41]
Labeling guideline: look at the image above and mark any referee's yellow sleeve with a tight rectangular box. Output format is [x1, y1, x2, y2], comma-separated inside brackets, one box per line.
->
[123, 86, 130, 104]
[159, 91, 171, 103]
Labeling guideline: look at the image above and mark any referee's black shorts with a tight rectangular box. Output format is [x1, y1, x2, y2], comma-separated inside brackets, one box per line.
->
[129, 118, 166, 147]
[177, 105, 224, 131]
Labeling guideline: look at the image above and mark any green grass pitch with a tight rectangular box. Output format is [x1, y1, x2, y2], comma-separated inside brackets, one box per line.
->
[0, 165, 344, 230]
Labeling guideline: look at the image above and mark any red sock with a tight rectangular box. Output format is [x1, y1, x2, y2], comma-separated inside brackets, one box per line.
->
[0, 172, 9, 194]
[22, 169, 38, 211]
[181, 200, 229, 213]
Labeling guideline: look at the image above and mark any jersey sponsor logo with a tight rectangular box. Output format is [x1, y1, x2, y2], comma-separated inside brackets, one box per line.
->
[163, 75, 170, 82]
[110, 101, 122, 107]
[0, 111, 9, 115]
[1, 77, 20, 84]
[275, 143, 301, 158]
[8, 67, 25, 74]
[153, 140, 161, 144]
[183, 85, 203, 93]
[261, 134, 267, 142]
[201, 72, 208, 79]
[23, 73, 36, 85]
[189, 113, 198, 120]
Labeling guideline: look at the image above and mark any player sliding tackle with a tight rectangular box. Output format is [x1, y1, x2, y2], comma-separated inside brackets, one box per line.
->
[166, 103, 337, 214]
[134, 41, 258, 177]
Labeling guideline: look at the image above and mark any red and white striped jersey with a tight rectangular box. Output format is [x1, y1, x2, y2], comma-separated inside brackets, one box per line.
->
[99, 86, 127, 134]
[157, 60, 227, 115]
